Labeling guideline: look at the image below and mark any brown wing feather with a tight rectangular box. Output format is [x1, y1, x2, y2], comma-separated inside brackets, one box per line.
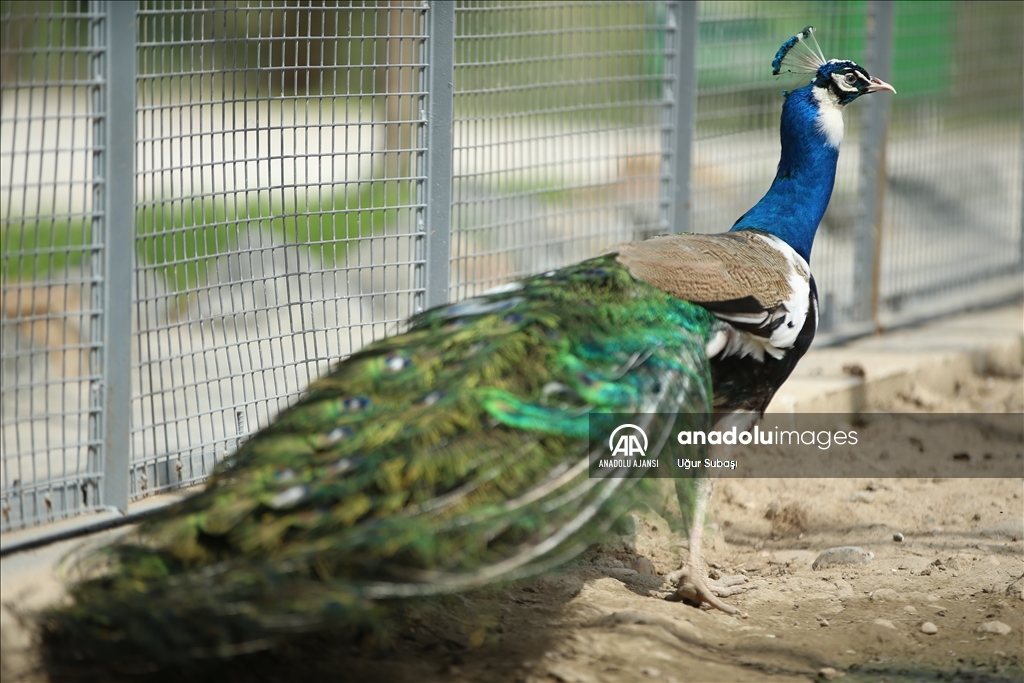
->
[611, 232, 803, 309]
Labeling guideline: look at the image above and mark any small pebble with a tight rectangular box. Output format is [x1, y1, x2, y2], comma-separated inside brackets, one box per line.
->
[920, 622, 938, 635]
[818, 667, 844, 680]
[870, 588, 899, 602]
[812, 547, 874, 570]
[818, 618, 830, 627]
[893, 532, 904, 542]
[834, 578, 855, 599]
[903, 605, 918, 614]
[642, 667, 661, 677]
[977, 621, 1012, 635]
[872, 618, 896, 629]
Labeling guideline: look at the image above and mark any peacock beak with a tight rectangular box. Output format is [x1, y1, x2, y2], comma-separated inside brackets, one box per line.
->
[865, 77, 896, 94]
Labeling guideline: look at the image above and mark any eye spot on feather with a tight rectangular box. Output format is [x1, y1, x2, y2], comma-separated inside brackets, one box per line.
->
[503, 313, 525, 324]
[343, 397, 370, 411]
[269, 485, 307, 510]
[585, 268, 608, 277]
[384, 355, 410, 372]
[421, 391, 443, 406]
[322, 426, 352, 445]
[327, 458, 354, 475]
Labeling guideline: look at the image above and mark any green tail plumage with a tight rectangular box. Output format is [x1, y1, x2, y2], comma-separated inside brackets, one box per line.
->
[39, 255, 717, 669]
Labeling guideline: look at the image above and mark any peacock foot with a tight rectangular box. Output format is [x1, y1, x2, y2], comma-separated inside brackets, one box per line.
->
[665, 566, 749, 617]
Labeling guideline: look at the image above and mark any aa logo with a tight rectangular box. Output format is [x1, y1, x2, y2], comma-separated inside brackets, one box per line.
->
[609, 424, 648, 458]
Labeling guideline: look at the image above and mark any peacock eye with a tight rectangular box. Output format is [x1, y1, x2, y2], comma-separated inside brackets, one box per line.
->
[844, 73, 858, 85]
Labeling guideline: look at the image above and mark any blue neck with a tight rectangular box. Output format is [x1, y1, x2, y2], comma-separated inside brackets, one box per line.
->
[729, 84, 839, 263]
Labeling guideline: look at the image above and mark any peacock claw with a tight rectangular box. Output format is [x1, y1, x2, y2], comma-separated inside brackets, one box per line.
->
[665, 567, 749, 617]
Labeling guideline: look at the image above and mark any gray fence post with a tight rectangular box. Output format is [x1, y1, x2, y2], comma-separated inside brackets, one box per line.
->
[854, 0, 894, 329]
[93, 1, 135, 514]
[666, 1, 698, 235]
[418, 1, 455, 311]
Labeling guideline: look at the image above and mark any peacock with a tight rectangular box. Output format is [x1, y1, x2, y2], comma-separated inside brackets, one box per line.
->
[37, 27, 893, 672]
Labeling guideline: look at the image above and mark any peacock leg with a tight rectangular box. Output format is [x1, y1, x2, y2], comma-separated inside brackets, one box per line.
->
[667, 476, 749, 616]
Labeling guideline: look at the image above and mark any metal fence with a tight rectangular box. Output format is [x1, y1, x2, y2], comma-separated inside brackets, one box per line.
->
[2, 0, 1021, 536]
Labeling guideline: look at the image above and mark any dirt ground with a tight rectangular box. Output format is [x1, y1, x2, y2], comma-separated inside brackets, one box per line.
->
[3, 344, 1022, 683]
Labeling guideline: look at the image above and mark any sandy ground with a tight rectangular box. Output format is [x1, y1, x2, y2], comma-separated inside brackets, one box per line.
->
[2, 306, 1022, 683]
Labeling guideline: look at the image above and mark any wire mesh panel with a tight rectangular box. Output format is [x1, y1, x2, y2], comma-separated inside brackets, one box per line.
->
[878, 1, 1023, 322]
[2, 1, 1022, 536]
[450, 1, 680, 300]
[693, 3, 872, 332]
[131, 2, 426, 497]
[0, 2, 107, 530]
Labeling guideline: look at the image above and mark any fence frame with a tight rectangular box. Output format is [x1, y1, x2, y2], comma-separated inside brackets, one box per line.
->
[96, 0, 137, 519]
[420, 1, 455, 313]
[669, 1, 698, 237]
[853, 0, 894, 332]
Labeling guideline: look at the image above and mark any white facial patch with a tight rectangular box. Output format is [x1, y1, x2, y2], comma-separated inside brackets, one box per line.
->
[811, 84, 845, 148]
[831, 68, 870, 94]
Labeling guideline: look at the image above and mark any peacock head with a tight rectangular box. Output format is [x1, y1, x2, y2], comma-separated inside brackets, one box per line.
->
[773, 26, 896, 106]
